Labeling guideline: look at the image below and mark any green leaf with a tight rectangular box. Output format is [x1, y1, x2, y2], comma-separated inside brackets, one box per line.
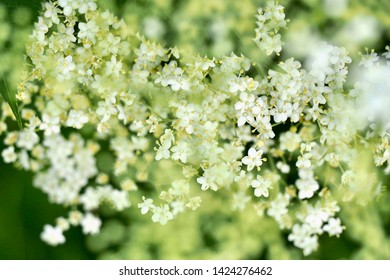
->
[1, 71, 23, 130]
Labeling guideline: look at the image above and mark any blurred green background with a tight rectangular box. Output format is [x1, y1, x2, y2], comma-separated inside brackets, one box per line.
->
[0, 0, 390, 260]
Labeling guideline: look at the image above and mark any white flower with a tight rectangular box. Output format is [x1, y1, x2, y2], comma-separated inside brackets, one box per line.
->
[2, 146, 17, 163]
[279, 131, 302, 152]
[155, 142, 171, 160]
[81, 213, 102, 235]
[186, 196, 202, 210]
[296, 169, 319, 199]
[276, 161, 290, 173]
[155, 129, 175, 160]
[155, 61, 190, 91]
[41, 225, 65, 246]
[78, 0, 97, 14]
[96, 101, 117, 123]
[296, 154, 312, 169]
[170, 180, 190, 196]
[305, 207, 330, 233]
[254, 2, 287, 56]
[171, 200, 186, 215]
[359, 51, 379, 68]
[16, 130, 39, 150]
[197, 174, 218, 191]
[262, 34, 282, 56]
[66, 110, 89, 129]
[288, 224, 318, 256]
[171, 141, 189, 163]
[108, 189, 130, 211]
[106, 56, 122, 77]
[234, 92, 257, 126]
[251, 175, 272, 197]
[58, 0, 74, 16]
[196, 163, 232, 192]
[341, 170, 355, 186]
[43, 2, 60, 24]
[151, 204, 173, 225]
[18, 150, 30, 170]
[68, 211, 83, 226]
[34, 17, 49, 42]
[78, 20, 99, 43]
[267, 194, 289, 222]
[138, 196, 154, 214]
[56, 55, 76, 81]
[56, 217, 70, 231]
[195, 58, 216, 71]
[242, 147, 263, 171]
[323, 218, 343, 236]
[79, 188, 101, 210]
[39, 114, 60, 136]
[170, 76, 190, 91]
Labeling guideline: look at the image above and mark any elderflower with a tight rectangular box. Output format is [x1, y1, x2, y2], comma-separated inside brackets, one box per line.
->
[251, 175, 272, 197]
[138, 196, 154, 214]
[40, 225, 65, 246]
[66, 110, 89, 129]
[1, 146, 17, 163]
[254, 1, 287, 55]
[242, 147, 264, 171]
[323, 218, 343, 236]
[39, 114, 60, 136]
[56, 55, 76, 81]
[16, 130, 39, 150]
[151, 204, 173, 225]
[81, 213, 102, 235]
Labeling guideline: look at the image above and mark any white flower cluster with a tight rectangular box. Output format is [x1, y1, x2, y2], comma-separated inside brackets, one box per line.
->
[1, 0, 389, 256]
[289, 202, 342, 255]
[253, 1, 288, 55]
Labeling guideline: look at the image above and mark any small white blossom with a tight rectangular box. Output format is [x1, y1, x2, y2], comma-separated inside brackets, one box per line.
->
[39, 114, 60, 136]
[242, 147, 264, 171]
[79, 188, 101, 210]
[58, 0, 74, 16]
[151, 204, 173, 225]
[171, 141, 189, 163]
[323, 218, 343, 236]
[109, 189, 130, 211]
[267, 193, 289, 223]
[251, 175, 272, 197]
[16, 130, 39, 150]
[81, 213, 102, 235]
[288, 224, 318, 256]
[66, 110, 89, 129]
[41, 225, 65, 246]
[56, 55, 75, 81]
[43, 3, 60, 24]
[138, 196, 154, 214]
[78, 0, 97, 14]
[2, 146, 17, 163]
[296, 169, 319, 199]
[254, 1, 287, 56]
[276, 161, 290, 173]
[78, 20, 99, 43]
[106, 56, 122, 77]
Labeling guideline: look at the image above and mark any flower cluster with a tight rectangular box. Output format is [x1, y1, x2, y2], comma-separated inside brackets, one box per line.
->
[0, 0, 389, 257]
[253, 1, 288, 56]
